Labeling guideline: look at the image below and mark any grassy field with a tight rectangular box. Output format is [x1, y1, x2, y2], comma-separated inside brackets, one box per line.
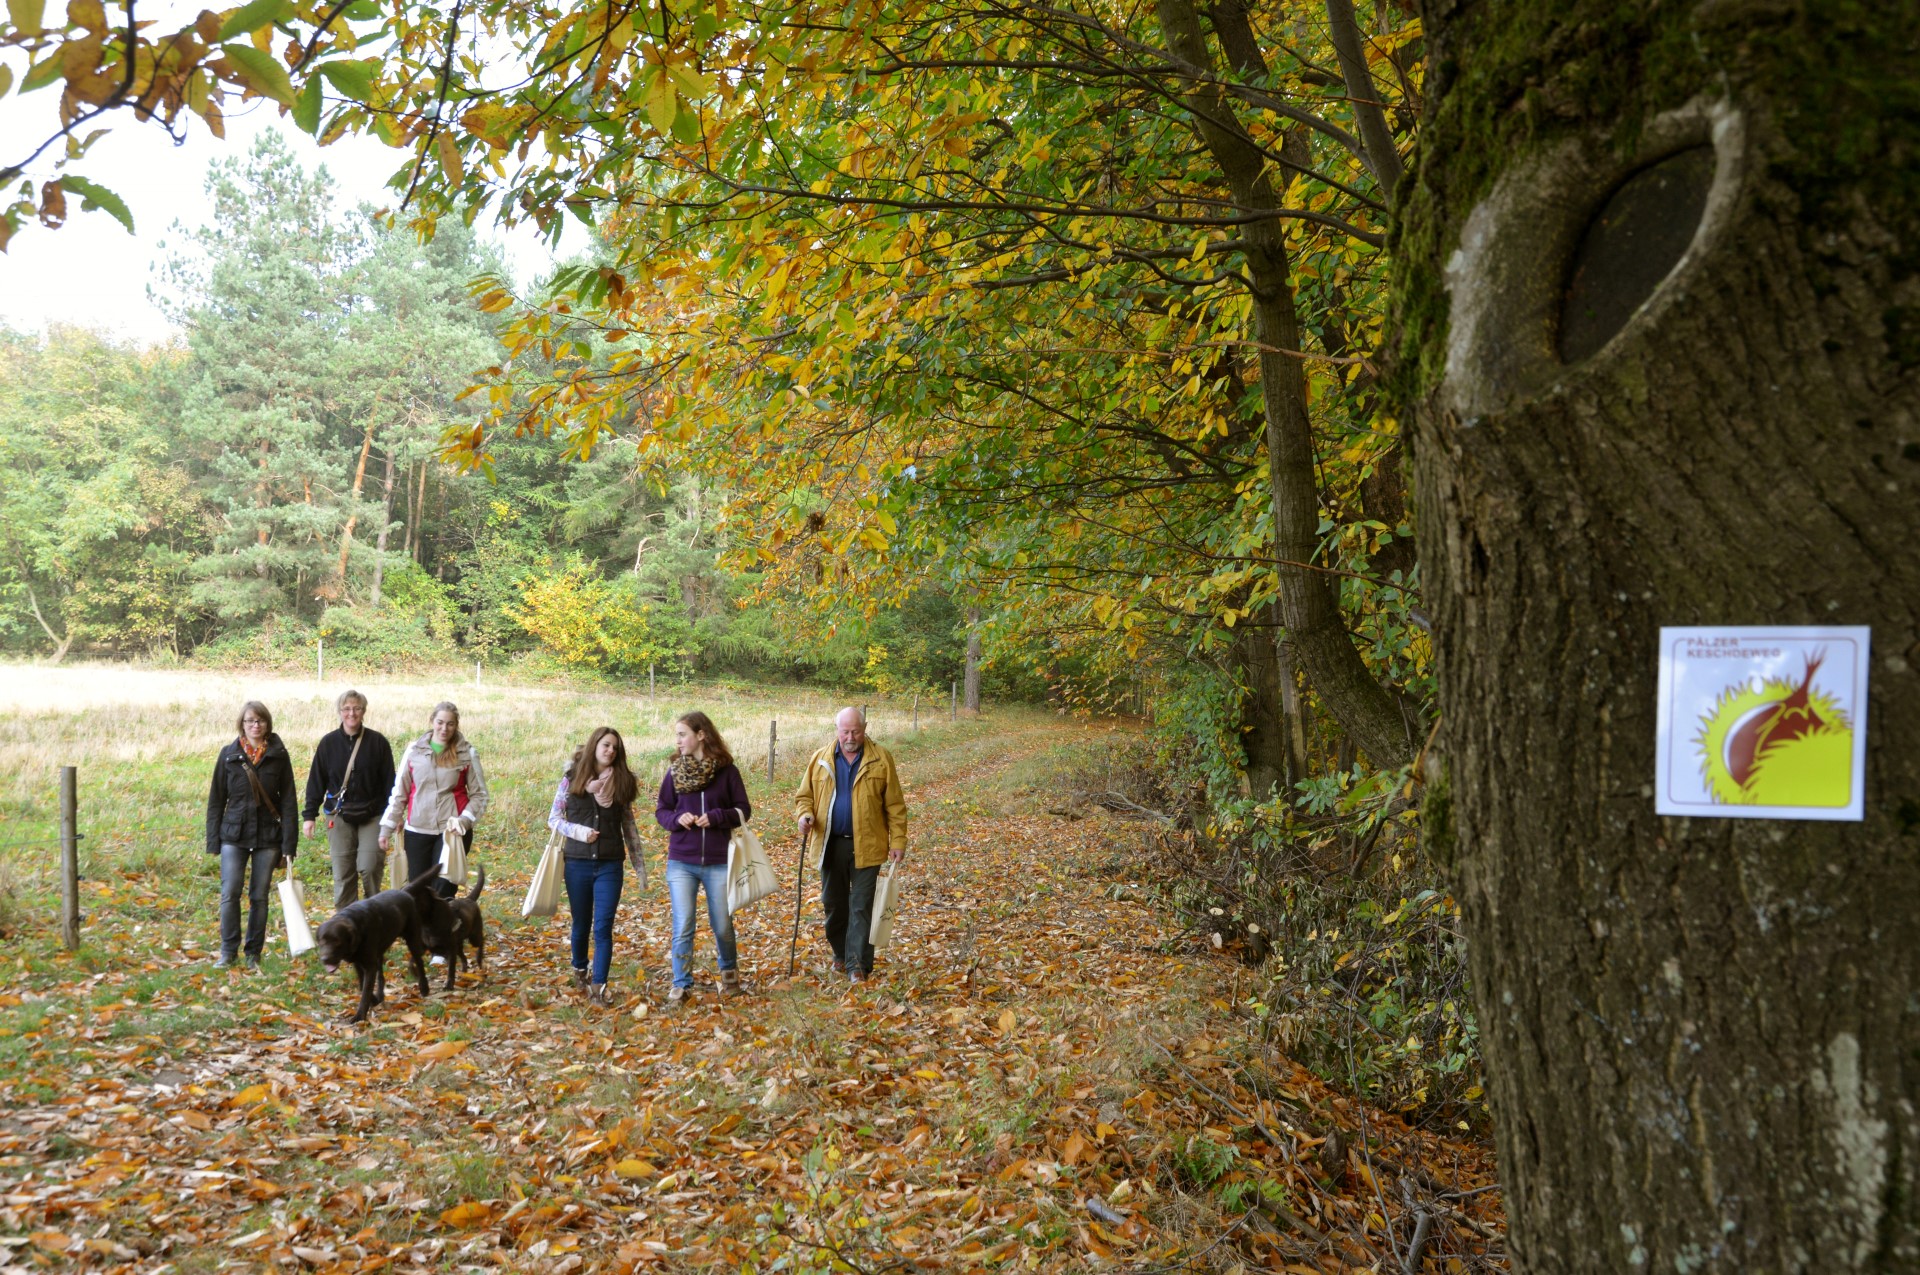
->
[0, 662, 1001, 932]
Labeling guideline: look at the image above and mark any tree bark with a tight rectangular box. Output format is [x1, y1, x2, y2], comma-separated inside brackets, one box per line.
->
[963, 607, 982, 714]
[1274, 618, 1309, 790]
[371, 448, 395, 609]
[1234, 609, 1289, 799]
[23, 582, 71, 663]
[1157, 0, 1422, 768]
[1399, 3, 1920, 1267]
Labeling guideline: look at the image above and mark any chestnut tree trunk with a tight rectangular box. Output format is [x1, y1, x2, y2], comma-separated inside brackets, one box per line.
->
[1398, 2, 1920, 1269]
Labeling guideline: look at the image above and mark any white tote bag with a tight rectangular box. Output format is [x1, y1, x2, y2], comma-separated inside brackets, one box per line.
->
[868, 861, 902, 951]
[278, 876, 315, 957]
[522, 831, 564, 919]
[726, 816, 780, 915]
[439, 818, 469, 886]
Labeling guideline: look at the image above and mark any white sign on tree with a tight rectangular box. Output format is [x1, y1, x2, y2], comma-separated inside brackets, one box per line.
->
[1654, 626, 1870, 821]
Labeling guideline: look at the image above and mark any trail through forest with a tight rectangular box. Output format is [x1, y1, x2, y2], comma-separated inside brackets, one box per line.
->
[0, 720, 1503, 1272]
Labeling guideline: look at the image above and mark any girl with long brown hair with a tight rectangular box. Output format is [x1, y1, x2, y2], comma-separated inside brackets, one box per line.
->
[547, 726, 645, 1005]
[654, 710, 752, 1005]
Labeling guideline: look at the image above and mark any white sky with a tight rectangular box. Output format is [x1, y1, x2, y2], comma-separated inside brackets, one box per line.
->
[0, 20, 575, 346]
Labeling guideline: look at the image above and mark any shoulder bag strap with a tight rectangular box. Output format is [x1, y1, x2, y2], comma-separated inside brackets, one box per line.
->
[337, 731, 366, 802]
[236, 745, 281, 823]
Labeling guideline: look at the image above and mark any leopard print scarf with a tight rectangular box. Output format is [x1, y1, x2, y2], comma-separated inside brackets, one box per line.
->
[670, 753, 719, 794]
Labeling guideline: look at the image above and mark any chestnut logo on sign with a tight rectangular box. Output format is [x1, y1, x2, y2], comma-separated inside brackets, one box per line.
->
[1654, 626, 1870, 821]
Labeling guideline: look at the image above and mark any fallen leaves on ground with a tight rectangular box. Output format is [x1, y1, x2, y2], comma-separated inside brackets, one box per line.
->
[0, 719, 1504, 1271]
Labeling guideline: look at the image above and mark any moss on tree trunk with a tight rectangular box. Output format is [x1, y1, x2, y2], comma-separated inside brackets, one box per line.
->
[1397, 1, 1920, 1268]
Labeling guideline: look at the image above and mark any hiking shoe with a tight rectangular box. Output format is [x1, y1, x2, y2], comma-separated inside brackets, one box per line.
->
[828, 958, 845, 977]
[848, 969, 868, 985]
[588, 984, 613, 1007]
[572, 968, 590, 993]
[720, 970, 743, 996]
[666, 986, 691, 1007]
[243, 954, 262, 970]
[214, 953, 235, 969]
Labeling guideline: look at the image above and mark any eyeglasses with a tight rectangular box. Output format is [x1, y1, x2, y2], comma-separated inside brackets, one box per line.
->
[242, 718, 266, 726]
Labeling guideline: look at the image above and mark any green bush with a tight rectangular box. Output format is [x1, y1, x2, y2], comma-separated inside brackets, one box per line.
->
[190, 615, 321, 671]
[317, 602, 459, 670]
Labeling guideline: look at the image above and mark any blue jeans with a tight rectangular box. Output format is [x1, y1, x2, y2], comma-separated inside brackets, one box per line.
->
[218, 844, 280, 960]
[563, 857, 624, 985]
[666, 859, 736, 990]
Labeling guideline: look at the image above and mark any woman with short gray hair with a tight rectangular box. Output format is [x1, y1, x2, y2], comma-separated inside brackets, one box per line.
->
[301, 690, 398, 908]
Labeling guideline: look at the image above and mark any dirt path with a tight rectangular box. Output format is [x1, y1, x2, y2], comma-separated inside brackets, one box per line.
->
[0, 723, 1504, 1272]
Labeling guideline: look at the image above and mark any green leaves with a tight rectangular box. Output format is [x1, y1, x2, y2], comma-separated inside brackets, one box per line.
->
[221, 42, 295, 105]
[293, 73, 322, 132]
[644, 67, 675, 133]
[216, 0, 290, 42]
[315, 57, 376, 104]
[6, 0, 45, 37]
[57, 175, 132, 233]
[19, 52, 66, 93]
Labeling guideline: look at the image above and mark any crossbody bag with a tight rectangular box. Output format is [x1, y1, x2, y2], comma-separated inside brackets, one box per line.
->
[235, 745, 281, 824]
[321, 731, 366, 823]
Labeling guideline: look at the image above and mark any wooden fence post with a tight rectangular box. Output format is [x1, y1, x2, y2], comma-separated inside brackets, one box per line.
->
[951, 681, 958, 722]
[59, 766, 79, 951]
[912, 691, 919, 732]
[768, 719, 778, 785]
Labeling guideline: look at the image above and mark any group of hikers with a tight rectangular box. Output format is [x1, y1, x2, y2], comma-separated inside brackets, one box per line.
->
[205, 690, 909, 1006]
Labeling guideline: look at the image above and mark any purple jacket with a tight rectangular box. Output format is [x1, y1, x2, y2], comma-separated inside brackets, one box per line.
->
[655, 763, 752, 866]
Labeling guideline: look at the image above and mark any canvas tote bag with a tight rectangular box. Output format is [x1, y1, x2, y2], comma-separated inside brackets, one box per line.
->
[439, 817, 468, 886]
[726, 816, 780, 915]
[279, 874, 315, 956]
[522, 830, 564, 918]
[868, 860, 902, 951]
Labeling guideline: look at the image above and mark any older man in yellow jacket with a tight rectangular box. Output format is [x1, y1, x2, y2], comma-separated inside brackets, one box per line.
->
[794, 706, 908, 982]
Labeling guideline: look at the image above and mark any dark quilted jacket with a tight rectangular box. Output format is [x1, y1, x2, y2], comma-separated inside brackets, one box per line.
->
[205, 734, 300, 858]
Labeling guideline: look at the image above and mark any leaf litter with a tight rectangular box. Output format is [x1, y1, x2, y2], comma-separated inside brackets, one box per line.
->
[0, 720, 1504, 1271]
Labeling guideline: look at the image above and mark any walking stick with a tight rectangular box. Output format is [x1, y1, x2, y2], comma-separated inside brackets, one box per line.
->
[787, 830, 807, 977]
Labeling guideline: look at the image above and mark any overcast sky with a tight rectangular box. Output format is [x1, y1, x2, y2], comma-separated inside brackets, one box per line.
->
[0, 74, 571, 346]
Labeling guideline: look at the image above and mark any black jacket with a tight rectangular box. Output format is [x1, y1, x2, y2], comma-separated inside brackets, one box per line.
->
[205, 734, 300, 857]
[301, 726, 397, 824]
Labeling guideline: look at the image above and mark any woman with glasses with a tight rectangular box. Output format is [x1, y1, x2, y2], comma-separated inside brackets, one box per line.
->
[204, 701, 300, 968]
[301, 689, 398, 908]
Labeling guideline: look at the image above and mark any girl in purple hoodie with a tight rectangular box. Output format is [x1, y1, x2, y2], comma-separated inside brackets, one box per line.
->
[655, 710, 752, 1004]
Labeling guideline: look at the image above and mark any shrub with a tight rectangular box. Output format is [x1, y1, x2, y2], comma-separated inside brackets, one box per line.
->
[506, 561, 695, 673]
[316, 602, 458, 670]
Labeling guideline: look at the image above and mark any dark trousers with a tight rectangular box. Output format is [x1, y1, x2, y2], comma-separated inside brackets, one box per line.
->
[820, 834, 880, 974]
[218, 844, 280, 959]
[564, 857, 624, 985]
[403, 829, 470, 899]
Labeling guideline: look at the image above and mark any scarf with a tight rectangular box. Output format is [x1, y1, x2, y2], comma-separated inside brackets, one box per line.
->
[670, 753, 719, 795]
[240, 737, 267, 766]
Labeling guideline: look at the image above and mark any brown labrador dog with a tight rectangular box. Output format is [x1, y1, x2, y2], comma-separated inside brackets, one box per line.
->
[315, 868, 437, 1022]
[410, 867, 486, 991]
